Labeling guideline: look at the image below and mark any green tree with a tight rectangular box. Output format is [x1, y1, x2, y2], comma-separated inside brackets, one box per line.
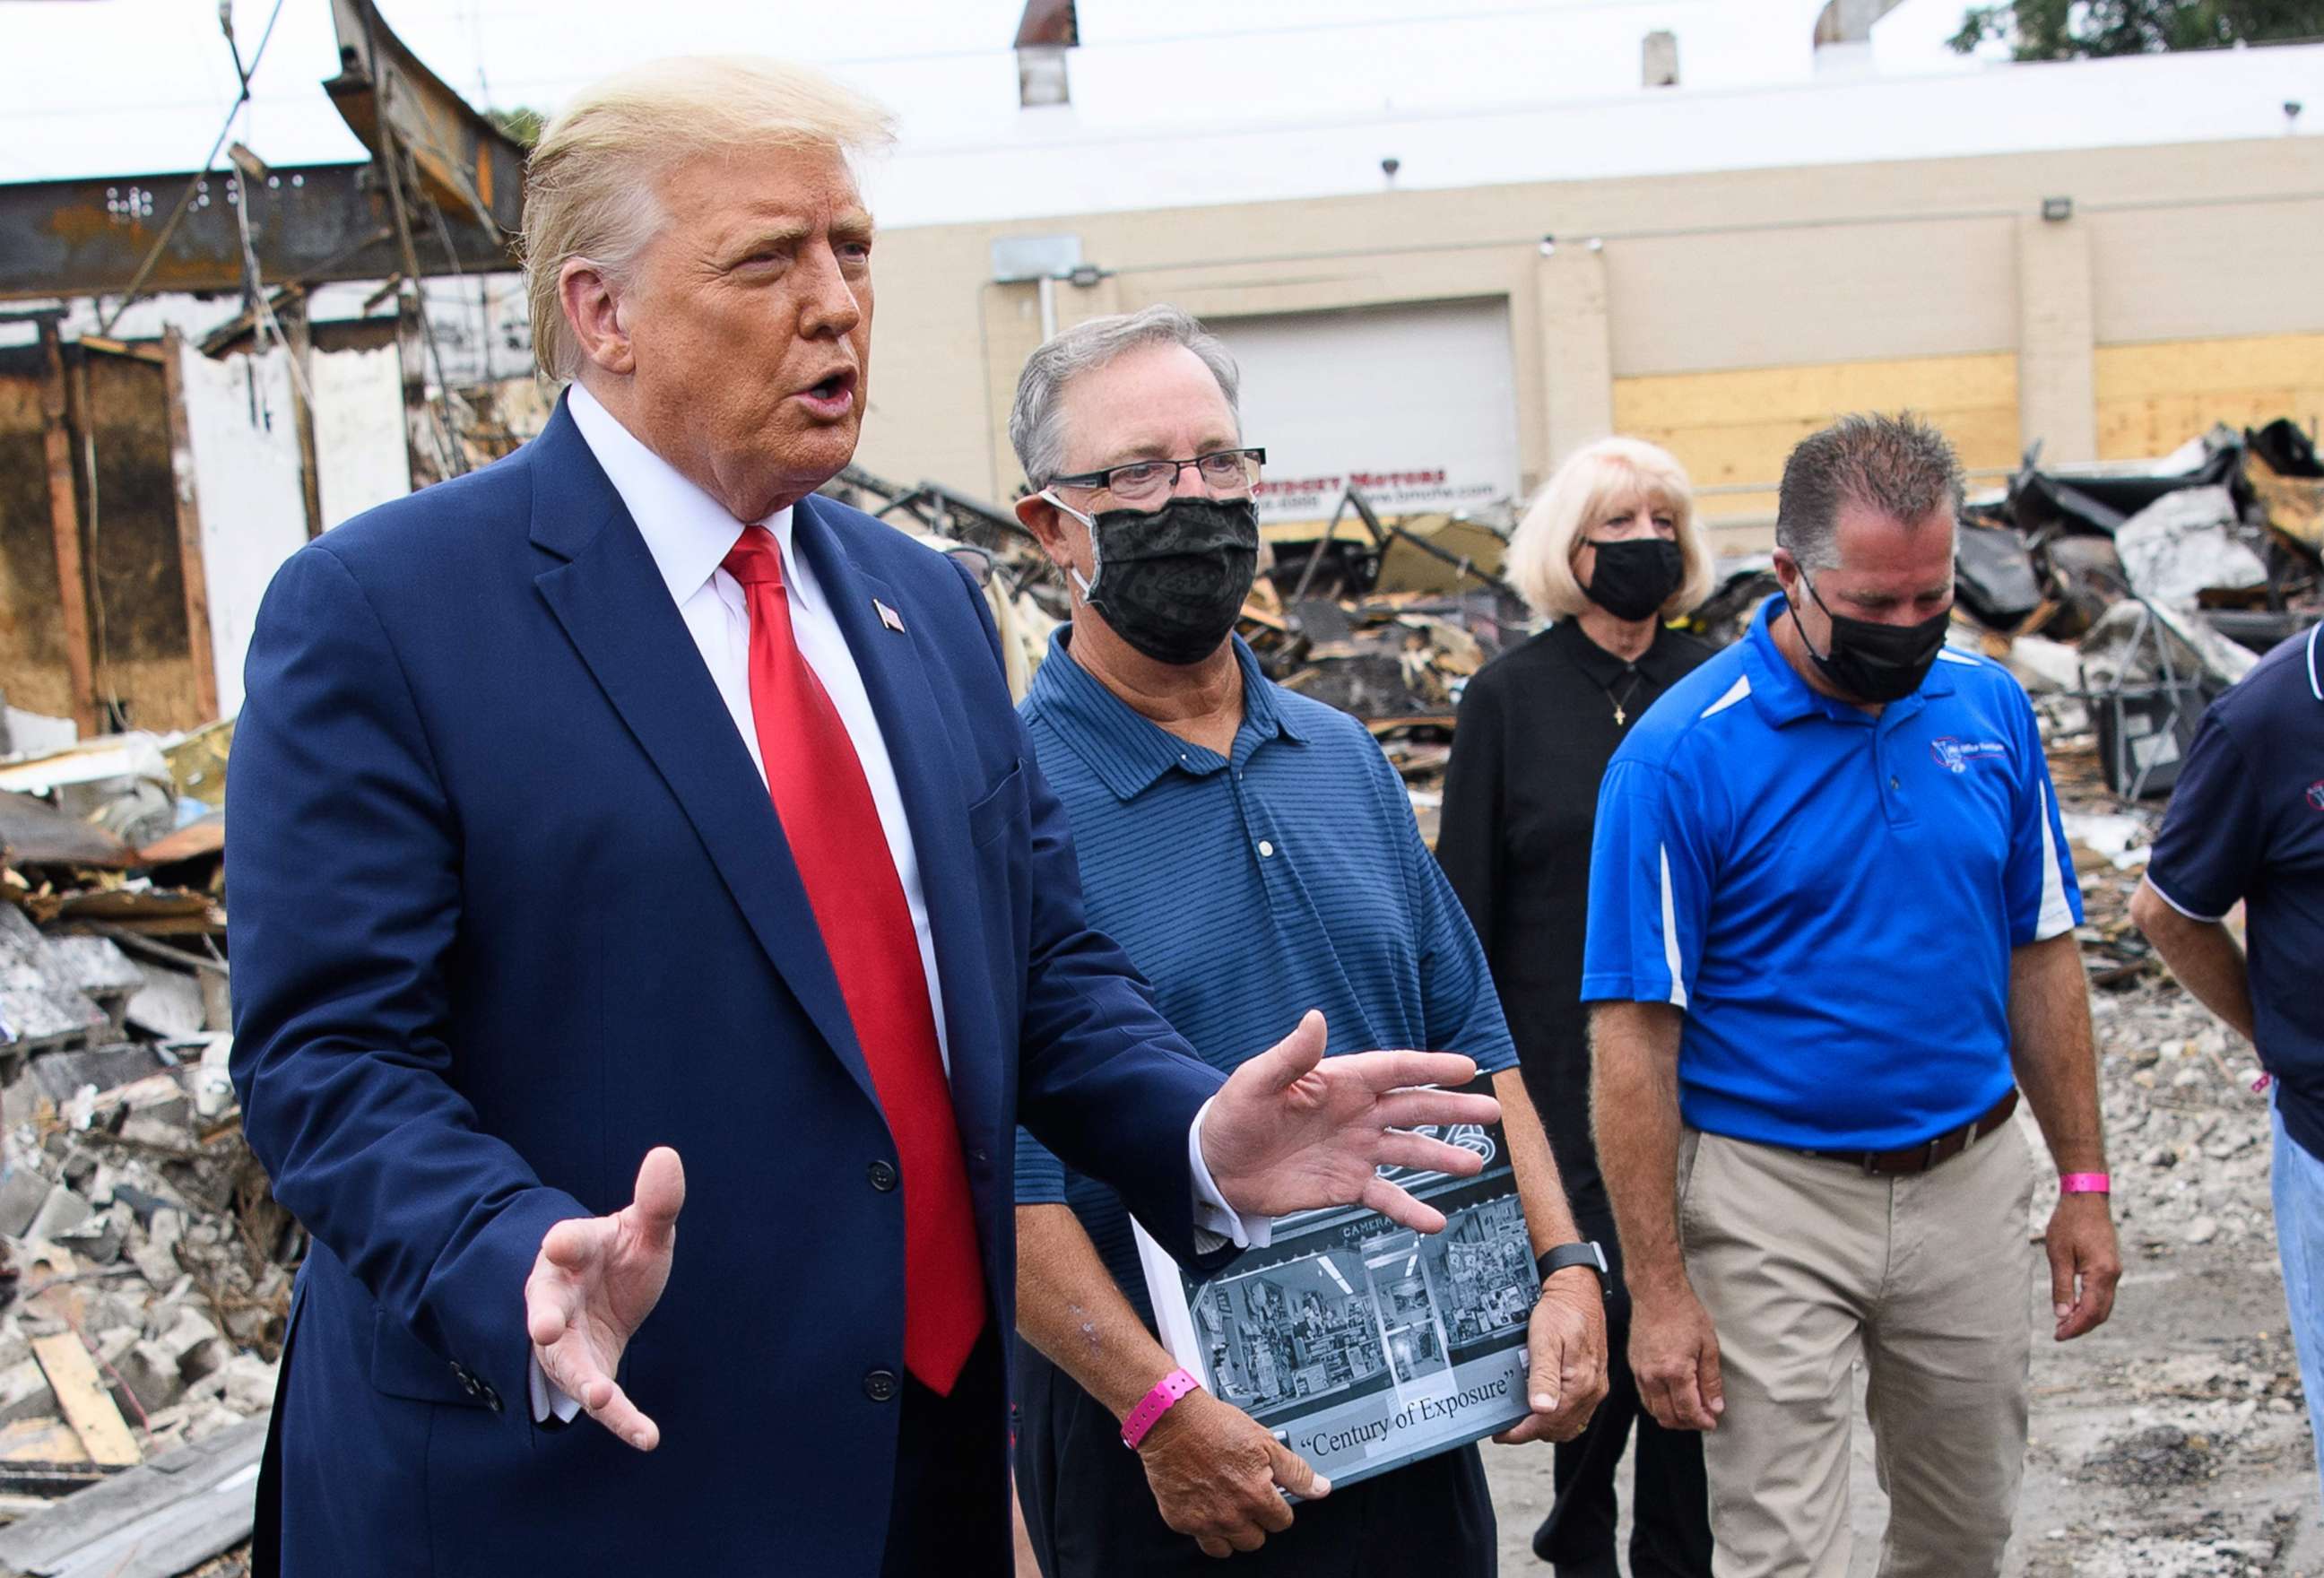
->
[1950, 0, 2324, 57]
[487, 106, 547, 148]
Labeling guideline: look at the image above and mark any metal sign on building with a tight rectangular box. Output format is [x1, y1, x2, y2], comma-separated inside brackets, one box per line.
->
[1210, 299, 1522, 525]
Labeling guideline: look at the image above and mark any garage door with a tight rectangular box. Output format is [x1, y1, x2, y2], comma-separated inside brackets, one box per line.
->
[1208, 298, 1522, 527]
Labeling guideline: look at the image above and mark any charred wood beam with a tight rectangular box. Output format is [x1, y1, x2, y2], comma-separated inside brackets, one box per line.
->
[37, 320, 97, 736]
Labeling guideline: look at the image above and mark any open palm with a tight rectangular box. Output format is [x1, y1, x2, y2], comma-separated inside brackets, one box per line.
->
[1200, 1011, 1501, 1234]
[524, 1146, 685, 1452]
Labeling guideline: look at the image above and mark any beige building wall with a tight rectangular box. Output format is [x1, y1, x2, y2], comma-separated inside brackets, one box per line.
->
[856, 135, 2324, 541]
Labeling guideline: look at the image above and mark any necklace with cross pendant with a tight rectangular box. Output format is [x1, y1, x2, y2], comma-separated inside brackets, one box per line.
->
[1604, 670, 1645, 726]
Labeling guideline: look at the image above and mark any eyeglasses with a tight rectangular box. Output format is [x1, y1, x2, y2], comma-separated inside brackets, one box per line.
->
[1045, 447, 1266, 506]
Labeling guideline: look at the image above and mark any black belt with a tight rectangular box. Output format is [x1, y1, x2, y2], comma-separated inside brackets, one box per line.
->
[1793, 1088, 2020, 1176]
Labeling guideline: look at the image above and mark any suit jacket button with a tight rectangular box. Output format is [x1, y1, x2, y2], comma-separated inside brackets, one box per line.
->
[868, 1160, 898, 1192]
[863, 1369, 898, 1403]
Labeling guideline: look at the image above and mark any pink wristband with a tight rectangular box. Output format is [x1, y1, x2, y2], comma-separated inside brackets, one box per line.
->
[2059, 1173, 2111, 1193]
[1122, 1368, 1201, 1450]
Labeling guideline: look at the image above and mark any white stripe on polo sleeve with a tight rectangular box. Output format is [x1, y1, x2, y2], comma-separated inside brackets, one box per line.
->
[2142, 875, 2232, 925]
[2033, 780, 2076, 941]
[1660, 844, 1690, 1009]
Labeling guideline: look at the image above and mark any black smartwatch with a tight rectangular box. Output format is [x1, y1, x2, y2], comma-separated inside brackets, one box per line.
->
[1536, 1241, 1609, 1295]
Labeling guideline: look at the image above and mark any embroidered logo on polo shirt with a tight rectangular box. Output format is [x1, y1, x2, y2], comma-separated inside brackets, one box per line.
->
[1930, 737, 2008, 774]
[2307, 779, 2324, 812]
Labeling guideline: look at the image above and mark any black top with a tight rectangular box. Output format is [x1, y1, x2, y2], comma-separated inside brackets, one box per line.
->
[1435, 618, 1713, 1234]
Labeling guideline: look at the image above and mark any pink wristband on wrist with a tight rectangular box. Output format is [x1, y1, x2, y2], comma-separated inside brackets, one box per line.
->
[1122, 1368, 1201, 1450]
[2059, 1173, 2111, 1193]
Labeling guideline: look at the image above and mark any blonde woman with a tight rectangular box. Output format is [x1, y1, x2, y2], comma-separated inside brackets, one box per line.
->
[1436, 437, 1716, 1578]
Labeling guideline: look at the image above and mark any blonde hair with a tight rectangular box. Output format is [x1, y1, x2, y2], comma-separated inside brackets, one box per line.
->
[1505, 437, 1713, 622]
[522, 56, 897, 382]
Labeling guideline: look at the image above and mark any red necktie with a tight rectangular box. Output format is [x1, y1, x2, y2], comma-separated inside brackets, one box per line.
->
[722, 526, 986, 1393]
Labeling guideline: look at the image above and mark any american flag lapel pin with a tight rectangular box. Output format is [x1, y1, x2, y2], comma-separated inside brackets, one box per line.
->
[874, 598, 906, 634]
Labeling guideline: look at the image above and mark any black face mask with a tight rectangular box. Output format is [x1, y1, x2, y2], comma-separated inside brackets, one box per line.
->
[1790, 572, 1952, 704]
[1056, 494, 1260, 666]
[1583, 537, 1685, 623]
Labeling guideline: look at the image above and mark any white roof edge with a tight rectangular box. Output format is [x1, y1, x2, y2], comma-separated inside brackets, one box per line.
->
[868, 44, 2324, 230]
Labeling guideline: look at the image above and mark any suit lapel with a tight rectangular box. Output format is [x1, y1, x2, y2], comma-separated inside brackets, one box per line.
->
[525, 411, 877, 1105]
[792, 499, 1000, 1137]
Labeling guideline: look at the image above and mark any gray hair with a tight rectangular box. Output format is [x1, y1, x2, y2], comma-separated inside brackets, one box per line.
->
[1775, 412, 1964, 571]
[1007, 305, 1242, 487]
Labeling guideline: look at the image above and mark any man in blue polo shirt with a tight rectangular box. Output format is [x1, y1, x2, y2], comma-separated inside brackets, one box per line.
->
[1001, 305, 1609, 1575]
[2133, 621, 2324, 1513]
[1585, 413, 2121, 1578]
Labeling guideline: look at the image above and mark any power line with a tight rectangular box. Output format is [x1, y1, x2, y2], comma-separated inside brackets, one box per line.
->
[95, 0, 290, 334]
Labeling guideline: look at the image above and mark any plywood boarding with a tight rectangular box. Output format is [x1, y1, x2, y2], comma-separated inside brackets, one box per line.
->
[100, 371, 207, 726]
[1612, 352, 2020, 523]
[0, 361, 74, 718]
[2093, 334, 2324, 461]
[0, 350, 208, 732]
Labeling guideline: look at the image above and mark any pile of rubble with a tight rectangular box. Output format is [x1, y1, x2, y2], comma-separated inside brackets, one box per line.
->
[0, 722, 286, 1525]
[1953, 420, 2322, 801]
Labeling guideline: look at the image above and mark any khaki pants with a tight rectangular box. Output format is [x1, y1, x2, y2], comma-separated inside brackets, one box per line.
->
[1676, 1119, 2036, 1578]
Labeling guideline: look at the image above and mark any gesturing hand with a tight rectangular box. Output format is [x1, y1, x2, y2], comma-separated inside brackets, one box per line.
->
[1137, 1388, 1328, 1558]
[525, 1146, 686, 1452]
[1494, 1270, 1608, 1445]
[1199, 1011, 1503, 1235]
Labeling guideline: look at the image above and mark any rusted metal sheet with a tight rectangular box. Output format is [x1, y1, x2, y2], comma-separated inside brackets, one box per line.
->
[325, 0, 526, 233]
[37, 321, 96, 736]
[0, 163, 516, 303]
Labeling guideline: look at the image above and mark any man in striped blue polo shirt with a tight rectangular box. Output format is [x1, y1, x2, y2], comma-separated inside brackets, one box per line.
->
[1584, 414, 2122, 1578]
[1002, 304, 1609, 1576]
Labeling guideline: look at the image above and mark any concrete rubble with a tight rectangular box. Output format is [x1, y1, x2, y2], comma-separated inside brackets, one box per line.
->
[0, 1002, 290, 1487]
[0, 730, 282, 1565]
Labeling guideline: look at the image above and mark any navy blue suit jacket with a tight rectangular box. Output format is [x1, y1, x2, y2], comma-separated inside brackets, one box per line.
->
[226, 403, 1228, 1575]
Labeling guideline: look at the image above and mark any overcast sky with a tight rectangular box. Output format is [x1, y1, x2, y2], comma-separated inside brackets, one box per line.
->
[4, 0, 1989, 186]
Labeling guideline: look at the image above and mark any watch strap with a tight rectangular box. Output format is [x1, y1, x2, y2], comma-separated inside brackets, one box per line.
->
[1536, 1241, 1609, 1286]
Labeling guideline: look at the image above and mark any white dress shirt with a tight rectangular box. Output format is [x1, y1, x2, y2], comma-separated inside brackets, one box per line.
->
[568, 386, 951, 1070]
[533, 390, 1257, 1423]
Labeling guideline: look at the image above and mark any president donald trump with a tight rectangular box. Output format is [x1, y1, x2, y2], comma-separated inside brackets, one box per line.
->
[225, 54, 1497, 1578]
